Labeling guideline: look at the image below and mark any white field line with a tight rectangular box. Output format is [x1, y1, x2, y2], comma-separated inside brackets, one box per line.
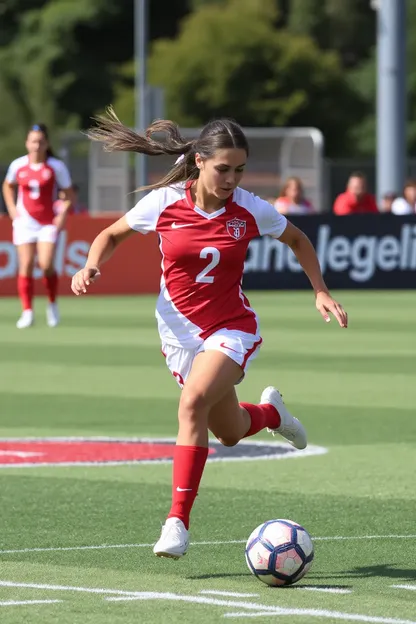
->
[391, 585, 416, 591]
[0, 436, 328, 468]
[104, 594, 416, 624]
[200, 587, 351, 596]
[200, 590, 259, 597]
[0, 600, 62, 607]
[224, 612, 416, 623]
[1, 581, 415, 624]
[1, 534, 415, 556]
[294, 587, 352, 594]
[0, 581, 138, 597]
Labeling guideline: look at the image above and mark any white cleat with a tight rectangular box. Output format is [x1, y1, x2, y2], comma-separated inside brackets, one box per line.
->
[16, 309, 34, 329]
[261, 386, 307, 450]
[153, 517, 189, 559]
[46, 303, 60, 328]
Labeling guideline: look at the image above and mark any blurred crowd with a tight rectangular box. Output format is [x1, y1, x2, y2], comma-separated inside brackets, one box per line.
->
[2, 171, 416, 218]
[268, 172, 416, 216]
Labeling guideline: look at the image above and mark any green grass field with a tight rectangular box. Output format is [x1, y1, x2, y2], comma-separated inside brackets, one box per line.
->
[0, 291, 415, 624]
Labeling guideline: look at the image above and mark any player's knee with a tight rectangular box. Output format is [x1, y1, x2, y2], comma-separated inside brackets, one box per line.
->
[179, 389, 210, 418]
[217, 435, 239, 447]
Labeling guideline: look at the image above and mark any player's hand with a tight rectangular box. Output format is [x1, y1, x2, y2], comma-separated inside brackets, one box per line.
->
[71, 266, 101, 295]
[315, 291, 348, 328]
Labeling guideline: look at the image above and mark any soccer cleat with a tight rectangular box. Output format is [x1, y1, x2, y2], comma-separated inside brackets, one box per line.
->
[46, 303, 60, 328]
[261, 386, 307, 450]
[153, 517, 190, 559]
[16, 309, 34, 329]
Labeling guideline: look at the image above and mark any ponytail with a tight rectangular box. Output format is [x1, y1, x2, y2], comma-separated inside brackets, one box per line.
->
[86, 107, 198, 192]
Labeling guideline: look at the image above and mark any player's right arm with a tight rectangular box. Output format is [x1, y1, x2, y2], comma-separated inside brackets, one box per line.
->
[71, 216, 135, 295]
[2, 159, 22, 220]
[71, 188, 163, 295]
[2, 180, 17, 220]
[2, 158, 20, 220]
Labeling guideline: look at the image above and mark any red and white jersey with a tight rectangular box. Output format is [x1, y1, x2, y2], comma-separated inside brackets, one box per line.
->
[126, 184, 287, 348]
[5, 155, 72, 225]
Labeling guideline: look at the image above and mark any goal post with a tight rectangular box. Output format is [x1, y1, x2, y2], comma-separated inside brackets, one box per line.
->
[84, 127, 324, 214]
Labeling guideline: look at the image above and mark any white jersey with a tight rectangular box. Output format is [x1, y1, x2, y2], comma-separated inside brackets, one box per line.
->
[126, 184, 287, 348]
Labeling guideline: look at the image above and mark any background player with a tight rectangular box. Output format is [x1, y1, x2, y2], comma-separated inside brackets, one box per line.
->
[71, 109, 348, 560]
[2, 123, 74, 328]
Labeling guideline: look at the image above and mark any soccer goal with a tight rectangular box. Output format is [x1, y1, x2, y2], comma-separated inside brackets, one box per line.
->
[82, 126, 324, 214]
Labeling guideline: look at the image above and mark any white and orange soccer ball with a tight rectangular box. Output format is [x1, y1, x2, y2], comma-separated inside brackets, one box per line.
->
[245, 519, 314, 586]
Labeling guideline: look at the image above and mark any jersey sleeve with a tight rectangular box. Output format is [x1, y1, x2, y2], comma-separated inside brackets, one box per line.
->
[253, 195, 287, 238]
[51, 160, 72, 188]
[4, 159, 21, 184]
[125, 189, 162, 234]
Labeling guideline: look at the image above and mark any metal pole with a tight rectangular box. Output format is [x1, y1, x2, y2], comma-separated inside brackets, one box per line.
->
[376, 0, 406, 205]
[135, 0, 148, 193]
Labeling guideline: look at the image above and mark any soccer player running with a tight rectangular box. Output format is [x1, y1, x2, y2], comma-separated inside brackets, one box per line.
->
[71, 109, 348, 559]
[2, 124, 74, 328]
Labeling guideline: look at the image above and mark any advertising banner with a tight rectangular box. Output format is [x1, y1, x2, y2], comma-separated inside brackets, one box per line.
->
[243, 214, 416, 290]
[1, 214, 415, 295]
[0, 216, 161, 296]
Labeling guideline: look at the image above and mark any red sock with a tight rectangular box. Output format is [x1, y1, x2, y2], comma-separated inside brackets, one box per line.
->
[17, 276, 34, 311]
[241, 403, 281, 438]
[167, 445, 209, 529]
[42, 273, 58, 303]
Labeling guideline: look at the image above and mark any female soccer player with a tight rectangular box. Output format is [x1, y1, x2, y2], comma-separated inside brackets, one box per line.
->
[2, 124, 74, 328]
[71, 109, 348, 559]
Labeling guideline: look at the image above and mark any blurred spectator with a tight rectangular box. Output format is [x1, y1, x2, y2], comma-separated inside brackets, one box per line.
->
[380, 192, 397, 213]
[53, 183, 88, 216]
[274, 176, 315, 215]
[391, 180, 416, 215]
[333, 172, 378, 215]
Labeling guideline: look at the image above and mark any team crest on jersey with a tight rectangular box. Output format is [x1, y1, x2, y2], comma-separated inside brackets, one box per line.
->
[226, 218, 246, 240]
[42, 169, 52, 180]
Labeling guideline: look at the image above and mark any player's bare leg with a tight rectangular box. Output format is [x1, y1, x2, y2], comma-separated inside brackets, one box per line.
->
[208, 387, 251, 446]
[37, 241, 59, 327]
[153, 350, 242, 559]
[16, 243, 36, 328]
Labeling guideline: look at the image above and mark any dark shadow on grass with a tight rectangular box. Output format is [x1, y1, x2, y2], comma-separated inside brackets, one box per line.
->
[187, 573, 249, 580]
[284, 584, 353, 591]
[311, 564, 416, 581]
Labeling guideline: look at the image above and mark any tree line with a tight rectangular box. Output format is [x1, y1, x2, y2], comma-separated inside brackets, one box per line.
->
[0, 0, 414, 161]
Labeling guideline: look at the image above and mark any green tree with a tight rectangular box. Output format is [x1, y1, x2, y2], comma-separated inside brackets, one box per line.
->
[148, 0, 365, 156]
[0, 0, 132, 160]
[288, 0, 324, 36]
[288, 0, 376, 68]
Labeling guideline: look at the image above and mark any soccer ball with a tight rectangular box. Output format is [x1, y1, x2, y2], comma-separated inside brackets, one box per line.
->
[245, 519, 314, 587]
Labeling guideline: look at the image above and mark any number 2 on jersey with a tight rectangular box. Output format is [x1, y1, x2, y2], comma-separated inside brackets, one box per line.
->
[195, 247, 220, 283]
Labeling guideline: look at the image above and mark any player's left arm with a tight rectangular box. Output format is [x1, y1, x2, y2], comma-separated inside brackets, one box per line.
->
[277, 221, 348, 328]
[52, 161, 76, 230]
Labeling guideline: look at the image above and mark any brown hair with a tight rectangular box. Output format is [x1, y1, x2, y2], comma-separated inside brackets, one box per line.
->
[28, 123, 54, 159]
[403, 178, 416, 192]
[280, 176, 305, 200]
[86, 107, 249, 192]
[348, 171, 366, 181]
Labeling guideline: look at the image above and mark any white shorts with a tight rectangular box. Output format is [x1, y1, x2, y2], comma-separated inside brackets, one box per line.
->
[162, 328, 263, 388]
[13, 218, 58, 246]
